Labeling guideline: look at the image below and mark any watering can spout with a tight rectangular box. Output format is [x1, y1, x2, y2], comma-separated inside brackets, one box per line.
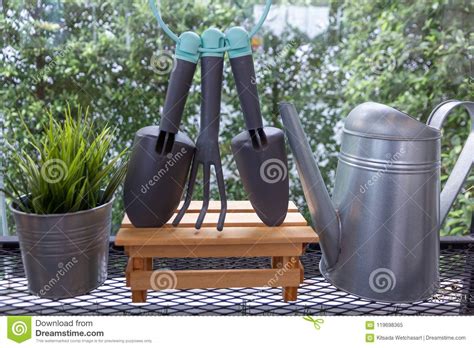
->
[279, 103, 341, 269]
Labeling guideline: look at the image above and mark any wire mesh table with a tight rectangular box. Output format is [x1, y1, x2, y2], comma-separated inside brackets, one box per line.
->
[0, 244, 473, 316]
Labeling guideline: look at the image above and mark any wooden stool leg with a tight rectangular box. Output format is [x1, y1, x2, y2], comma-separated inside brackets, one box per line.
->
[271, 256, 283, 269]
[124, 249, 131, 287]
[125, 258, 132, 287]
[145, 257, 153, 271]
[131, 257, 148, 303]
[299, 260, 305, 283]
[282, 256, 299, 302]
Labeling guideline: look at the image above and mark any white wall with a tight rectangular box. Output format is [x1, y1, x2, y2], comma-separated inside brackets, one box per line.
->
[254, 4, 330, 38]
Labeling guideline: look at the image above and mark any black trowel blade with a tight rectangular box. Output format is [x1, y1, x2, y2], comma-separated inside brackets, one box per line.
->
[124, 126, 195, 227]
[231, 126, 289, 226]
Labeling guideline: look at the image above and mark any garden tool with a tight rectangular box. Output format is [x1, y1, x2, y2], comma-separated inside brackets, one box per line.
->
[280, 101, 474, 303]
[142, 0, 276, 228]
[123, 32, 200, 227]
[173, 28, 228, 231]
[227, 26, 289, 226]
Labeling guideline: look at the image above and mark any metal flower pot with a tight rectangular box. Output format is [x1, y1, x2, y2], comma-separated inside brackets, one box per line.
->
[11, 198, 113, 299]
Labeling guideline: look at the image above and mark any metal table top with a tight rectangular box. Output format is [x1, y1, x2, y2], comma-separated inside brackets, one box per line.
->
[0, 244, 473, 316]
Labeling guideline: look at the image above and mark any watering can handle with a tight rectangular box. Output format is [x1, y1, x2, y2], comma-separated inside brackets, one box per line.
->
[427, 100, 474, 225]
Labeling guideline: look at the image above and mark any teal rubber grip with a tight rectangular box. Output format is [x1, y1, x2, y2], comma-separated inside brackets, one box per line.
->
[175, 31, 201, 64]
[226, 27, 252, 59]
[201, 28, 225, 58]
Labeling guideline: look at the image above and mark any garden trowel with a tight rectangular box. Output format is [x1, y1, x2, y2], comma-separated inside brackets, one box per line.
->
[124, 32, 200, 227]
[227, 27, 289, 226]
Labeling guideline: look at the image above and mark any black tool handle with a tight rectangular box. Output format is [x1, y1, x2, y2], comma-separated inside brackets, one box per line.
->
[229, 54, 264, 131]
[159, 58, 197, 134]
[200, 56, 224, 139]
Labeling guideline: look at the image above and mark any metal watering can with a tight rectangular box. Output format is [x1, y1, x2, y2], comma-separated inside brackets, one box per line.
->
[280, 100, 474, 302]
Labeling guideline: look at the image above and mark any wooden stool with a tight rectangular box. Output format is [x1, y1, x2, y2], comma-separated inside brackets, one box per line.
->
[115, 201, 318, 303]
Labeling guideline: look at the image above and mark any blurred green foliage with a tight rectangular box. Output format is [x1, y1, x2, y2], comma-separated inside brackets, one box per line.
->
[334, 0, 473, 235]
[1, 0, 472, 235]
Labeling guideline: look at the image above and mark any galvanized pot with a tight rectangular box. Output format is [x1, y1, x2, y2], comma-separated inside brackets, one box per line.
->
[11, 198, 113, 299]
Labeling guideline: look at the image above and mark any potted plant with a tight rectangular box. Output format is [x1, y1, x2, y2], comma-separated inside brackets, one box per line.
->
[2, 105, 127, 299]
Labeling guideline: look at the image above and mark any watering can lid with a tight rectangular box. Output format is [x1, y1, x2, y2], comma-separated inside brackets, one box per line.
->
[344, 102, 440, 140]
